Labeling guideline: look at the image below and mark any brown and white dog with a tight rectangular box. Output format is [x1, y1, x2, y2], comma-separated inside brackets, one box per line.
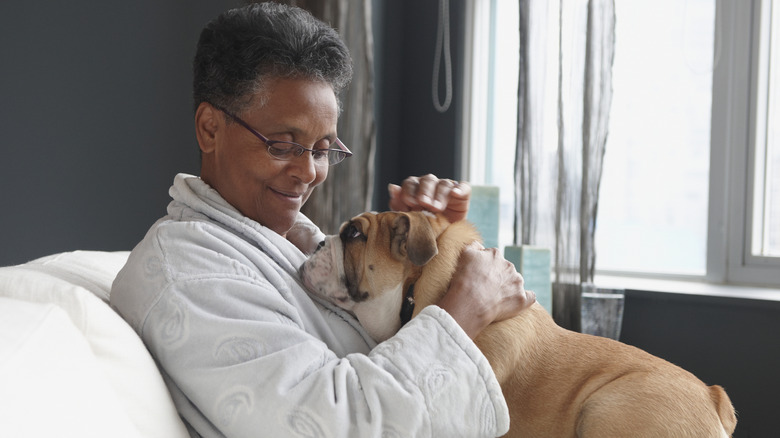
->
[300, 211, 737, 437]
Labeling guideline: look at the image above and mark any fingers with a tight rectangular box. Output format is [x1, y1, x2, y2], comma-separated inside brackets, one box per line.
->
[387, 183, 411, 212]
[440, 242, 535, 338]
[495, 267, 535, 323]
[388, 174, 471, 223]
[489, 247, 534, 310]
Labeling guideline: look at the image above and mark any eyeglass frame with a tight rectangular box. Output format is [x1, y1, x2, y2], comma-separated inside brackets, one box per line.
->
[212, 104, 353, 166]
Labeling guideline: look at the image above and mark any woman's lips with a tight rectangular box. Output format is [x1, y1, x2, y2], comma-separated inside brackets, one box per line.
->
[271, 187, 304, 202]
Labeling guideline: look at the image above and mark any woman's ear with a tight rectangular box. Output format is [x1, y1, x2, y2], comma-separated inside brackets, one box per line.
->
[195, 102, 220, 154]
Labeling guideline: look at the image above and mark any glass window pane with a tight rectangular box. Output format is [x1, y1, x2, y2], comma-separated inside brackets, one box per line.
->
[594, 0, 715, 275]
[766, 140, 780, 256]
[753, 0, 780, 257]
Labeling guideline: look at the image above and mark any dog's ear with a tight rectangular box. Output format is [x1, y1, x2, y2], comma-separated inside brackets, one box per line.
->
[391, 213, 439, 266]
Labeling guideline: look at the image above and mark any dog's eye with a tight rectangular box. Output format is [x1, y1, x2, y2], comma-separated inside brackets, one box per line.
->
[347, 225, 362, 239]
[341, 224, 364, 240]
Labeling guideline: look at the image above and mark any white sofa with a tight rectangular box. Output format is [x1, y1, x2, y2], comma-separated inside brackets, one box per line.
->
[0, 251, 190, 438]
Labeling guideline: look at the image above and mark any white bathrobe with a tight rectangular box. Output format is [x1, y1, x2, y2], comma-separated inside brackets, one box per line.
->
[111, 173, 509, 438]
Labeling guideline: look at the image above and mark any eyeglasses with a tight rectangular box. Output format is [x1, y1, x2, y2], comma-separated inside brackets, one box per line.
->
[213, 104, 352, 166]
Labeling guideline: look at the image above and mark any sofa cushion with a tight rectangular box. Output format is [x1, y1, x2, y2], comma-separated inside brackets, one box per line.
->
[0, 297, 142, 437]
[0, 251, 189, 438]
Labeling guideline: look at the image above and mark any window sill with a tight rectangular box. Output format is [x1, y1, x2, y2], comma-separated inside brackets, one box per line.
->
[594, 274, 780, 303]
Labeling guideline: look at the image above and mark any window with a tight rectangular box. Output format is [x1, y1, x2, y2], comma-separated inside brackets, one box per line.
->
[464, 0, 780, 288]
[715, 0, 780, 285]
[597, 0, 714, 276]
[752, 0, 780, 259]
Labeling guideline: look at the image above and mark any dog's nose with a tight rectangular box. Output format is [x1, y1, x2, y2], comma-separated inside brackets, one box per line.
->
[316, 240, 325, 251]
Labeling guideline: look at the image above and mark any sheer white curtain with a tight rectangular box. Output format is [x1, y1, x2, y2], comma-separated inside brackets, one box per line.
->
[514, 0, 615, 331]
[270, 0, 376, 234]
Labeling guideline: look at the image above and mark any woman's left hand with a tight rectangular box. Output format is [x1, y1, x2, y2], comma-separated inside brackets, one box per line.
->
[388, 174, 471, 223]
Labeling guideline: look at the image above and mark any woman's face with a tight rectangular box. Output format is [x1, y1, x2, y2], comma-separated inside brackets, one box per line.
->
[199, 78, 338, 236]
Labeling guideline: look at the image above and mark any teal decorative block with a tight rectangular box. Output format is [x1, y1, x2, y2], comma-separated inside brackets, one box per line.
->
[504, 245, 552, 314]
[466, 185, 500, 249]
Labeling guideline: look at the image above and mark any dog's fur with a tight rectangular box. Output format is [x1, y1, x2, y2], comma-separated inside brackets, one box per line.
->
[301, 211, 737, 437]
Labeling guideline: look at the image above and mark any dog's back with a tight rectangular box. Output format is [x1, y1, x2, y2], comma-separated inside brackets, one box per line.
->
[476, 306, 736, 437]
[411, 214, 737, 437]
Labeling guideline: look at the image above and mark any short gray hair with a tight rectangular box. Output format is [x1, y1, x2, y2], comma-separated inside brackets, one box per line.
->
[192, 2, 353, 115]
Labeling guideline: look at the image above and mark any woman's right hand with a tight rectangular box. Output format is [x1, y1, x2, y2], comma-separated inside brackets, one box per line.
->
[437, 242, 535, 339]
[388, 174, 471, 224]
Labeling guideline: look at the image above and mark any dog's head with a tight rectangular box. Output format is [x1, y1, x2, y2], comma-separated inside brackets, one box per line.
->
[300, 211, 452, 342]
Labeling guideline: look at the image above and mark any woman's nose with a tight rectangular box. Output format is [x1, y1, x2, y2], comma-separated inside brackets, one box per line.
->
[288, 151, 319, 184]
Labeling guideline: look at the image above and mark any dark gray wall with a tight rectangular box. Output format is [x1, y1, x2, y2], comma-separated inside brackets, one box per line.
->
[620, 290, 780, 438]
[0, 0, 462, 265]
[0, 0, 241, 266]
[372, 0, 466, 211]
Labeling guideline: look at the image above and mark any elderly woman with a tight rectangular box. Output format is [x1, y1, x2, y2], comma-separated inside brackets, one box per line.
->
[111, 3, 533, 437]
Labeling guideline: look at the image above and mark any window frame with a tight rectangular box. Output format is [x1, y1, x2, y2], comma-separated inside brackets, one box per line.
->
[464, 0, 780, 289]
[711, 0, 780, 286]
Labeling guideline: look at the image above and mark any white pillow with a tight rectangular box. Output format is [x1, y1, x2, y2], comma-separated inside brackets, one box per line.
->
[0, 298, 141, 437]
[0, 251, 189, 438]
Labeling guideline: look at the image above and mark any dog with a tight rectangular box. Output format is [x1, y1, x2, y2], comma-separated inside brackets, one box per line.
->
[300, 211, 737, 437]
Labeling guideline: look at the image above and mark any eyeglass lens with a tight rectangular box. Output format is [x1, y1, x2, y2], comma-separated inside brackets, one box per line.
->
[266, 142, 347, 165]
